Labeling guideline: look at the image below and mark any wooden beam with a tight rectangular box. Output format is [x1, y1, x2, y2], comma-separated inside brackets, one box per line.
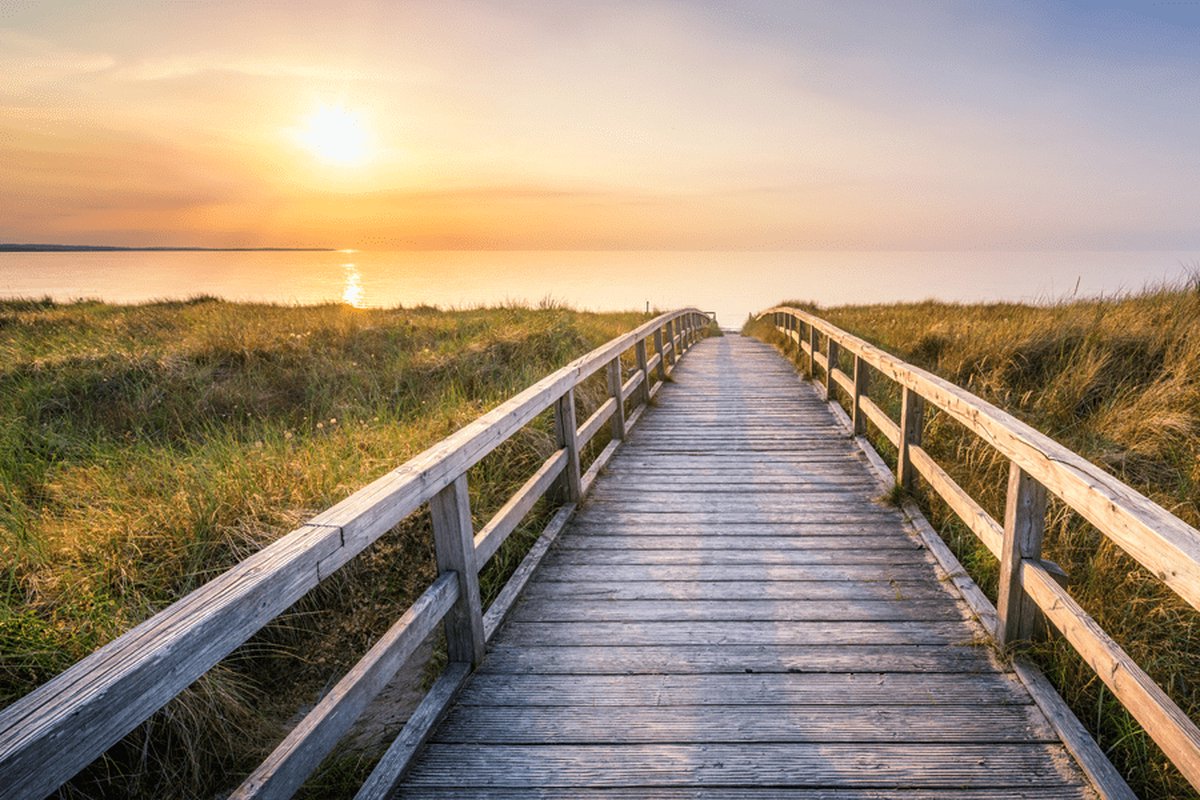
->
[606, 358, 627, 440]
[0, 307, 708, 800]
[231, 574, 458, 800]
[1022, 561, 1200, 789]
[620, 369, 645, 408]
[553, 389, 582, 503]
[851, 356, 869, 435]
[352, 662, 471, 800]
[808, 321, 819, 379]
[473, 449, 568, 566]
[575, 396, 616, 449]
[896, 387, 924, 492]
[653, 329, 667, 380]
[757, 306, 1200, 615]
[829, 367, 854, 400]
[907, 444, 1003, 558]
[635, 339, 652, 406]
[429, 474, 485, 666]
[858, 396, 900, 447]
[825, 337, 840, 400]
[997, 463, 1048, 647]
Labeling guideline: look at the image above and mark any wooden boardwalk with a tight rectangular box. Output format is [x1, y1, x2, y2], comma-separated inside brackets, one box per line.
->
[395, 335, 1095, 798]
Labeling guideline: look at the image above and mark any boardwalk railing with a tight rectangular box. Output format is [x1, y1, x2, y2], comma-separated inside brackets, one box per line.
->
[0, 308, 713, 800]
[757, 306, 1200, 791]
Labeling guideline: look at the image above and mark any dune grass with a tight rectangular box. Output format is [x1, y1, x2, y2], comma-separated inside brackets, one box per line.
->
[744, 284, 1200, 799]
[0, 296, 652, 798]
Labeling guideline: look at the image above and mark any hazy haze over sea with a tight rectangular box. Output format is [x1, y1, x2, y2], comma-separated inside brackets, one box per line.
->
[0, 250, 1195, 328]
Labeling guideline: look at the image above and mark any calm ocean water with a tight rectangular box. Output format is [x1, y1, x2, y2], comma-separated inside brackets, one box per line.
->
[0, 250, 1194, 328]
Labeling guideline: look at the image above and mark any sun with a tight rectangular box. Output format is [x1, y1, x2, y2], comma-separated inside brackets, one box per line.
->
[297, 104, 371, 167]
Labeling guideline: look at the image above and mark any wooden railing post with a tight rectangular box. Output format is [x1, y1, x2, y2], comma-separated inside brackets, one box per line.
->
[825, 337, 840, 400]
[653, 328, 667, 381]
[897, 386, 924, 491]
[635, 338, 652, 406]
[997, 463, 1048, 647]
[553, 389, 582, 502]
[429, 474, 485, 666]
[808, 323, 820, 381]
[666, 320, 677, 367]
[606, 357, 627, 440]
[851, 355, 869, 435]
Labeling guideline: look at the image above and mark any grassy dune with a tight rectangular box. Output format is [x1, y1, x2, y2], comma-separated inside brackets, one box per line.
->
[0, 297, 650, 798]
[745, 285, 1200, 799]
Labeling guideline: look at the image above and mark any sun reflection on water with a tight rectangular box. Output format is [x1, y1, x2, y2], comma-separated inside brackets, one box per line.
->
[342, 263, 365, 307]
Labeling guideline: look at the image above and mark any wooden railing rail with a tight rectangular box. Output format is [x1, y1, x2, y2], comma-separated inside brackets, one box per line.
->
[757, 306, 1200, 790]
[0, 308, 713, 800]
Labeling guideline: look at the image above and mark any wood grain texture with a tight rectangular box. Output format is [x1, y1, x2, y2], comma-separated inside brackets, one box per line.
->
[404, 743, 1081, 789]
[0, 309, 710, 800]
[355, 662, 471, 800]
[395, 336, 1097, 799]
[908, 443, 1003, 557]
[397, 790, 1093, 800]
[760, 306, 1200, 615]
[473, 448, 566, 566]
[232, 574, 458, 799]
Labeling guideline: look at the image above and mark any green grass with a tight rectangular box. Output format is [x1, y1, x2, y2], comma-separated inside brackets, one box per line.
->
[745, 285, 1200, 799]
[0, 296, 654, 798]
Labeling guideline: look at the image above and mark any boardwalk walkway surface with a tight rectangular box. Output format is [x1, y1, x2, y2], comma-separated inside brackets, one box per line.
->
[395, 335, 1095, 798]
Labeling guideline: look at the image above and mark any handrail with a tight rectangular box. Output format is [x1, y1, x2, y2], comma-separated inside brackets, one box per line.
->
[0, 307, 713, 800]
[756, 305, 1200, 791]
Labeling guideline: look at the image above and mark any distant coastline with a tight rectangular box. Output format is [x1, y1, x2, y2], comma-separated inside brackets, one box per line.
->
[0, 244, 334, 252]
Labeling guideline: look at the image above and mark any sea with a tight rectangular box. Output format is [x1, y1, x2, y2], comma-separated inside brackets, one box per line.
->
[0, 250, 1195, 329]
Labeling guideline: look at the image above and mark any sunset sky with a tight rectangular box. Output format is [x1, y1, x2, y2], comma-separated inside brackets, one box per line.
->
[2, 1, 1198, 250]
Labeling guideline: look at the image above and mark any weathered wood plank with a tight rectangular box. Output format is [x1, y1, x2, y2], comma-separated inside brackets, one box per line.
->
[479, 643, 1000, 675]
[232, 574, 458, 800]
[404, 743, 1080, 788]
[473, 449, 567, 566]
[998, 463, 1048, 647]
[354, 662, 471, 800]
[0, 522, 343, 800]
[542, 547, 931, 566]
[556, 534, 923, 549]
[482, 504, 575, 641]
[494, 620, 982, 647]
[429, 475, 484, 666]
[533, 563, 942, 583]
[1012, 658, 1137, 800]
[518, 578, 956, 602]
[432, 703, 1059, 744]
[761, 306, 1200, 615]
[574, 396, 615, 448]
[1022, 560, 1200, 787]
[391, 333, 1096, 800]
[908, 443, 1002, 557]
[455, 671, 1029, 707]
[397, 789, 1093, 800]
[509, 597, 966, 623]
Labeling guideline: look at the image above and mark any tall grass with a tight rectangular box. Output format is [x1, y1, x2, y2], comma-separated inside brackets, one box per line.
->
[0, 297, 650, 798]
[746, 284, 1200, 799]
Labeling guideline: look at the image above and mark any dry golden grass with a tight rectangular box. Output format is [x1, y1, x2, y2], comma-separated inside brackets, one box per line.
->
[0, 297, 650, 798]
[746, 284, 1200, 799]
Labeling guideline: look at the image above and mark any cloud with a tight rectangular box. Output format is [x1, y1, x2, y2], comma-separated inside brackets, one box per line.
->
[107, 55, 389, 84]
[0, 28, 115, 93]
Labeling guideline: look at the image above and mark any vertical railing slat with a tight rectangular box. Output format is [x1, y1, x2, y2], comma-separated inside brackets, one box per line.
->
[998, 463, 1049, 647]
[897, 386, 924, 492]
[429, 475, 485, 666]
[553, 388, 583, 502]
